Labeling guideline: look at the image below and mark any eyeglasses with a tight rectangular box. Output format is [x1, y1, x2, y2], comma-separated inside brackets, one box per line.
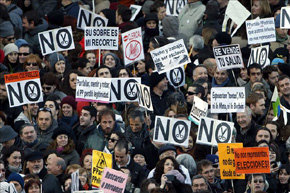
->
[19, 53, 30, 56]
[6, 37, 15, 41]
[253, 180, 264, 183]
[108, 138, 118, 143]
[187, 91, 197, 95]
[43, 86, 53, 91]
[38, 107, 51, 112]
[27, 63, 38, 66]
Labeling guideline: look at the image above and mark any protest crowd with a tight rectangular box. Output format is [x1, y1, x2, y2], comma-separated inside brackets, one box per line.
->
[0, 0, 290, 192]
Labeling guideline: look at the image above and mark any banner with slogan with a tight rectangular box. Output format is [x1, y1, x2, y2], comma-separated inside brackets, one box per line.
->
[166, 66, 185, 88]
[280, 7, 290, 28]
[248, 45, 270, 68]
[77, 7, 108, 30]
[164, 0, 187, 16]
[197, 117, 233, 146]
[153, 116, 191, 147]
[5, 71, 43, 107]
[246, 17, 276, 45]
[218, 143, 245, 180]
[85, 27, 119, 50]
[234, 147, 270, 174]
[213, 44, 243, 70]
[38, 26, 75, 55]
[130, 5, 142, 21]
[136, 83, 153, 111]
[100, 168, 128, 193]
[92, 150, 112, 188]
[188, 96, 208, 125]
[110, 78, 141, 103]
[76, 77, 111, 103]
[211, 87, 245, 113]
[150, 39, 191, 74]
[122, 27, 144, 66]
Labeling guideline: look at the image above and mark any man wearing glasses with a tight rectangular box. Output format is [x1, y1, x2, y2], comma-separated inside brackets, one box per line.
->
[18, 44, 32, 66]
[186, 84, 205, 112]
[0, 20, 15, 46]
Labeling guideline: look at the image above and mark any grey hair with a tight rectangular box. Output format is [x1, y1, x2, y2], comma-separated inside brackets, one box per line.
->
[189, 35, 204, 51]
[57, 158, 66, 172]
[245, 106, 252, 117]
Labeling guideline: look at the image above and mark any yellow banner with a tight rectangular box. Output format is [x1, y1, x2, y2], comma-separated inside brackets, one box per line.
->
[218, 143, 245, 180]
[91, 150, 112, 187]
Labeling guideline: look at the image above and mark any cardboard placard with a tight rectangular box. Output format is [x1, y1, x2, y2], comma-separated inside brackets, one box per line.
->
[4, 71, 43, 107]
[280, 7, 290, 29]
[122, 27, 144, 66]
[247, 45, 270, 68]
[110, 78, 141, 102]
[130, 5, 142, 21]
[153, 116, 191, 147]
[197, 117, 233, 146]
[136, 83, 153, 111]
[166, 66, 185, 88]
[92, 150, 112, 188]
[188, 96, 208, 125]
[218, 143, 245, 180]
[246, 17, 276, 45]
[150, 39, 191, 74]
[38, 26, 75, 55]
[100, 168, 128, 193]
[213, 44, 243, 70]
[71, 170, 79, 192]
[211, 87, 245, 113]
[234, 147, 270, 174]
[76, 77, 111, 103]
[77, 7, 108, 30]
[164, 0, 187, 16]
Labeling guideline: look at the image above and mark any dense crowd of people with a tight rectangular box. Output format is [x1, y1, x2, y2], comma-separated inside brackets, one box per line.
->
[0, 0, 289, 192]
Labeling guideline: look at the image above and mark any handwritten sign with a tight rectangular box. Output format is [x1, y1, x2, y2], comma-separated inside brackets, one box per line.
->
[188, 96, 208, 125]
[100, 168, 128, 193]
[92, 150, 112, 188]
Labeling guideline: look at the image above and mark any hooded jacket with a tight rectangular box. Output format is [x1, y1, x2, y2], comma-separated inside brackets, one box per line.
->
[7, 4, 23, 37]
[102, 52, 122, 77]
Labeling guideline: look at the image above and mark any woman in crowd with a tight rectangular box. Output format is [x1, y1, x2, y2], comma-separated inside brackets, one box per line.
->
[1, 146, 22, 178]
[61, 69, 82, 97]
[3, 43, 21, 73]
[24, 178, 41, 193]
[48, 53, 66, 80]
[24, 54, 42, 72]
[58, 96, 79, 129]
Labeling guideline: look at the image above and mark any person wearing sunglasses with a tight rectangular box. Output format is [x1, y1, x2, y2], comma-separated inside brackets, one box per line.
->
[186, 84, 205, 113]
[41, 72, 66, 100]
[24, 54, 42, 72]
[246, 174, 268, 193]
[17, 43, 31, 65]
[106, 131, 125, 153]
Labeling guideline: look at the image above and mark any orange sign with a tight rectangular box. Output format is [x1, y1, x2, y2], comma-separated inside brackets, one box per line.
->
[4, 71, 39, 83]
[234, 147, 270, 174]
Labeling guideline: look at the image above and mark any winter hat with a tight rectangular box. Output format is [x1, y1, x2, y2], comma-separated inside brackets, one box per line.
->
[162, 16, 179, 38]
[158, 144, 176, 156]
[0, 182, 10, 192]
[131, 147, 146, 158]
[3, 43, 18, 56]
[206, 154, 219, 166]
[275, 14, 281, 28]
[0, 21, 14, 38]
[48, 53, 65, 69]
[176, 154, 197, 177]
[144, 13, 158, 23]
[166, 170, 185, 183]
[271, 58, 284, 65]
[24, 151, 43, 161]
[61, 96, 77, 110]
[7, 173, 24, 189]
[102, 52, 121, 67]
[215, 32, 232, 45]
[142, 0, 154, 15]
[52, 127, 71, 140]
[0, 125, 18, 143]
[273, 47, 289, 59]
[149, 72, 167, 88]
[15, 39, 29, 48]
[100, 9, 116, 27]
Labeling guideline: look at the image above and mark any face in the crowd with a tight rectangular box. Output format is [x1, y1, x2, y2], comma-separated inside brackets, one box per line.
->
[252, 98, 266, 116]
[1, 35, 15, 46]
[0, 163, 6, 182]
[249, 175, 265, 192]
[255, 129, 271, 143]
[237, 111, 252, 129]
[147, 183, 157, 192]
[201, 165, 214, 184]
[0, 84, 7, 100]
[156, 77, 168, 91]
[22, 17, 34, 31]
[20, 126, 37, 143]
[249, 68, 262, 84]
[163, 158, 174, 174]
[79, 171, 88, 186]
[44, 101, 58, 119]
[27, 182, 40, 193]
[157, 6, 166, 20]
[266, 123, 278, 140]
[8, 52, 18, 63]
[186, 87, 199, 104]
[214, 69, 228, 84]
[193, 67, 208, 81]
[278, 77, 290, 97]
[79, 62, 92, 76]
[192, 177, 208, 192]
[146, 20, 157, 29]
[108, 133, 119, 150]
[79, 109, 93, 127]
[137, 60, 146, 73]
[181, 136, 193, 152]
[54, 60, 65, 74]
[7, 151, 21, 168]
[47, 156, 60, 175]
[276, 28, 288, 38]
[267, 71, 279, 87]
[114, 148, 128, 167]
[19, 47, 30, 64]
[269, 148, 277, 162]
[119, 69, 129, 78]
[37, 111, 52, 131]
[42, 84, 56, 96]
[104, 55, 116, 68]
[26, 159, 43, 174]
[133, 154, 146, 166]
[129, 117, 143, 133]
[62, 104, 73, 117]
[64, 178, 72, 191]
[83, 154, 92, 170]
[98, 68, 112, 78]
[252, 0, 262, 16]
[100, 114, 115, 135]
[240, 68, 248, 80]
[159, 150, 176, 160]
[25, 103, 39, 117]
[25, 58, 39, 71]
[86, 53, 96, 66]
[69, 73, 77, 90]
[278, 169, 290, 184]
[11, 180, 22, 193]
[56, 134, 68, 147]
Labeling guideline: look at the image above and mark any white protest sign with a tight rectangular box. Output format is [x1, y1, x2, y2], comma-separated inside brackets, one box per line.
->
[197, 117, 233, 146]
[122, 27, 144, 66]
[76, 76, 111, 103]
[150, 39, 191, 74]
[110, 78, 141, 102]
[4, 71, 43, 107]
[188, 96, 208, 125]
[248, 45, 270, 68]
[85, 27, 119, 50]
[213, 44, 243, 70]
[166, 66, 185, 88]
[77, 7, 108, 30]
[164, 0, 187, 16]
[211, 87, 245, 113]
[222, 0, 251, 37]
[137, 83, 153, 111]
[71, 170, 79, 192]
[154, 116, 191, 147]
[38, 26, 75, 55]
[130, 5, 142, 21]
[246, 17, 276, 45]
[280, 7, 290, 29]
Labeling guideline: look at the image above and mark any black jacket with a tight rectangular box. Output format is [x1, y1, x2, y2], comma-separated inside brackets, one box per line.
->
[235, 120, 261, 147]
[75, 124, 96, 155]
